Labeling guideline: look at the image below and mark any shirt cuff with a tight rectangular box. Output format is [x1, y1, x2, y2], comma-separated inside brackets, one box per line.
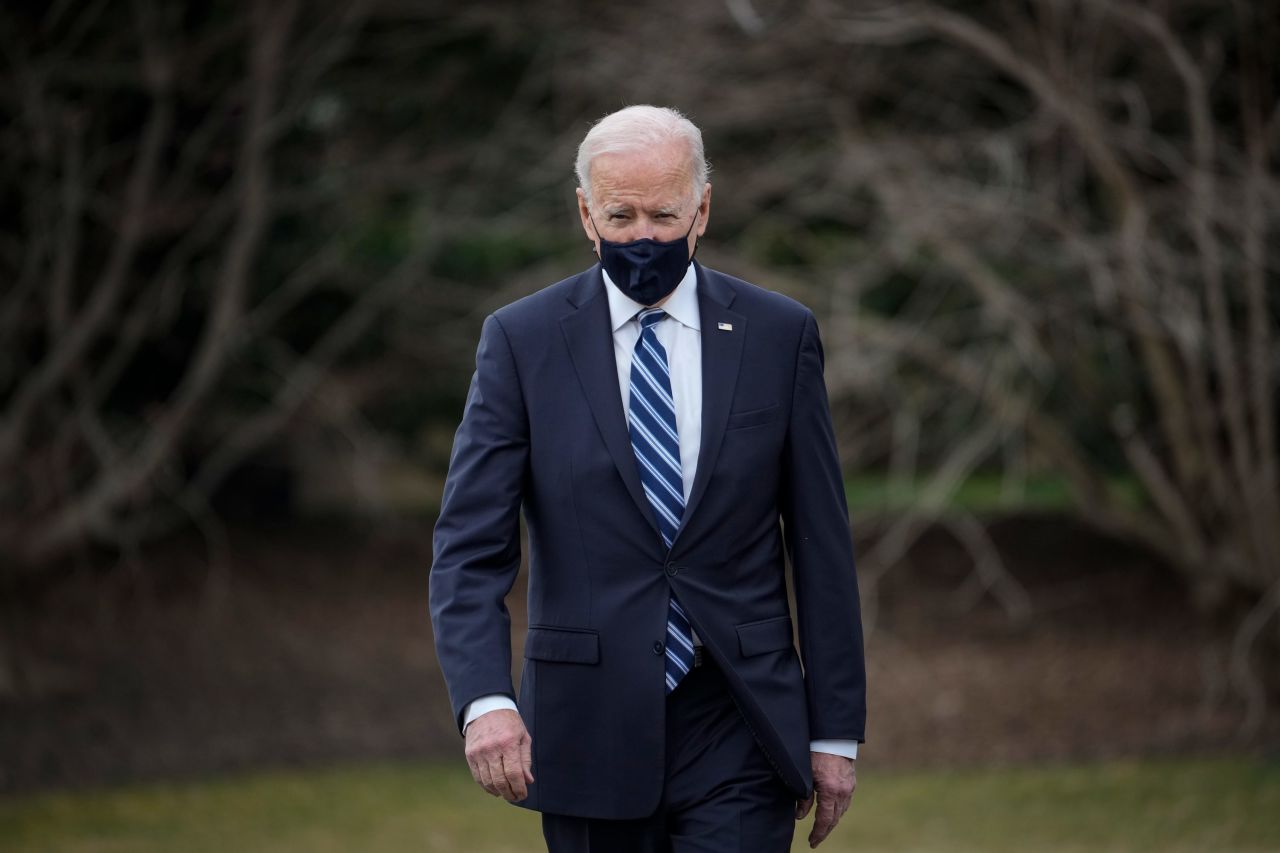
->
[462, 694, 519, 734]
[809, 739, 859, 760]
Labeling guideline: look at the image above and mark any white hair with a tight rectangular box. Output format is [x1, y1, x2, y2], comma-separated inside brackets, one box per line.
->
[575, 105, 709, 210]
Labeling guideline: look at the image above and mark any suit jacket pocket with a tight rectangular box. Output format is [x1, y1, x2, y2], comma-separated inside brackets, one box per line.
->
[725, 403, 778, 431]
[736, 615, 794, 657]
[525, 625, 600, 664]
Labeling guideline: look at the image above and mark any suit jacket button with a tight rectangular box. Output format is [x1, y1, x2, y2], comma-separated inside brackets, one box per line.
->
[665, 562, 678, 577]
[653, 641, 665, 655]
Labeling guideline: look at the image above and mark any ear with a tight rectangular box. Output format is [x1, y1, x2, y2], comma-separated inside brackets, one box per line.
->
[576, 188, 600, 254]
[695, 183, 711, 238]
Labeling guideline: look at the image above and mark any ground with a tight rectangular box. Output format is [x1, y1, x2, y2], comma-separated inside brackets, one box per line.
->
[1, 515, 1275, 794]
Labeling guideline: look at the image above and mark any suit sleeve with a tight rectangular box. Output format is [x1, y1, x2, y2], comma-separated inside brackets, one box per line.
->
[781, 311, 867, 743]
[430, 313, 529, 735]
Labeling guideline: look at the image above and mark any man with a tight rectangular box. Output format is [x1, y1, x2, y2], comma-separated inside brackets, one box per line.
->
[430, 105, 865, 852]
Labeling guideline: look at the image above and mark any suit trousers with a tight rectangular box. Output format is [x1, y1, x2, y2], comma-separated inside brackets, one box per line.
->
[540, 653, 797, 853]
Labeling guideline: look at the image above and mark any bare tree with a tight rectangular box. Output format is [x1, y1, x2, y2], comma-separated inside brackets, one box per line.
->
[793, 0, 1279, 727]
[0, 0, 465, 574]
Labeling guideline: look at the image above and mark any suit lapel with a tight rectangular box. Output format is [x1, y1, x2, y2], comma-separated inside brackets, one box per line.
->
[560, 267, 663, 539]
[676, 264, 745, 544]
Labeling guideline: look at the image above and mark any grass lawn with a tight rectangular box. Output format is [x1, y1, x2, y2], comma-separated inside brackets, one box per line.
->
[1, 758, 1277, 852]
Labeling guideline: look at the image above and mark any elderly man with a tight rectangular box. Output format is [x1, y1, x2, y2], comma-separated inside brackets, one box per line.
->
[430, 105, 866, 852]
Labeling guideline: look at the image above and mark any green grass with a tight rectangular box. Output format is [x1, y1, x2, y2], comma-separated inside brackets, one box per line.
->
[2, 758, 1277, 852]
[844, 473, 1144, 514]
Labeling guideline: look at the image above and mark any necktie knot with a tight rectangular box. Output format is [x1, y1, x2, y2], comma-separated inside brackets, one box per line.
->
[638, 308, 667, 330]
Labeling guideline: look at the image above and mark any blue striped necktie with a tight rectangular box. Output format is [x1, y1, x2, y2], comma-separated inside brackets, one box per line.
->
[628, 308, 696, 694]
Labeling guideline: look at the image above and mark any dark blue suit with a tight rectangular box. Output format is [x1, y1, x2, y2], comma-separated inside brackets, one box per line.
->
[430, 261, 865, 822]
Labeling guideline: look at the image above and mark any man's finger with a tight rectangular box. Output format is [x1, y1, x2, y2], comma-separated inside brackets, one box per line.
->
[795, 795, 813, 820]
[502, 750, 528, 800]
[808, 792, 839, 848]
[470, 752, 498, 796]
[829, 787, 851, 817]
[520, 734, 534, 784]
[487, 753, 513, 799]
[466, 754, 484, 789]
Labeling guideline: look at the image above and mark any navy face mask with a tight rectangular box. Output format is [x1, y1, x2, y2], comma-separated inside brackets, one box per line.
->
[593, 210, 699, 306]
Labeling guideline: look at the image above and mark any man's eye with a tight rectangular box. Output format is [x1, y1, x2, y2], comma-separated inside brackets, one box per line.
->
[609, 213, 629, 221]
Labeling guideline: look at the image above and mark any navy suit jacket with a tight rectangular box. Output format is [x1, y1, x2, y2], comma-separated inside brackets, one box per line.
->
[430, 261, 866, 820]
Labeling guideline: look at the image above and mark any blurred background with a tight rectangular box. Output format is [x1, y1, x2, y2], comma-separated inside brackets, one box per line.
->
[1, 0, 1278, 850]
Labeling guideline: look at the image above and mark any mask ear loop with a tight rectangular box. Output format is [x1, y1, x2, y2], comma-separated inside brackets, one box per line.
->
[589, 215, 605, 256]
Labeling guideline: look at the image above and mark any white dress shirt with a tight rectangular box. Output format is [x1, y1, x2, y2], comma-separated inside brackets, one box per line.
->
[462, 265, 857, 761]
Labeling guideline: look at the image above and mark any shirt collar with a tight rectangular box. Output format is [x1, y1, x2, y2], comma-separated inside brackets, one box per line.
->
[603, 263, 701, 333]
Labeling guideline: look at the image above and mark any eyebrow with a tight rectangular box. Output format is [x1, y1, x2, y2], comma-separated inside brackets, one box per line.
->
[602, 203, 685, 217]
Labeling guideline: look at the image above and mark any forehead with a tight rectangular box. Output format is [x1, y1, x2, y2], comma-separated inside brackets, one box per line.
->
[589, 142, 693, 208]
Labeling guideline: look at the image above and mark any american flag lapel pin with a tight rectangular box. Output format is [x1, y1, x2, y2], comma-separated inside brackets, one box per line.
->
[717, 322, 733, 331]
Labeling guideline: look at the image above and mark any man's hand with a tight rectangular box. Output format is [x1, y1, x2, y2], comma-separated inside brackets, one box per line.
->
[464, 709, 534, 801]
[795, 752, 856, 848]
